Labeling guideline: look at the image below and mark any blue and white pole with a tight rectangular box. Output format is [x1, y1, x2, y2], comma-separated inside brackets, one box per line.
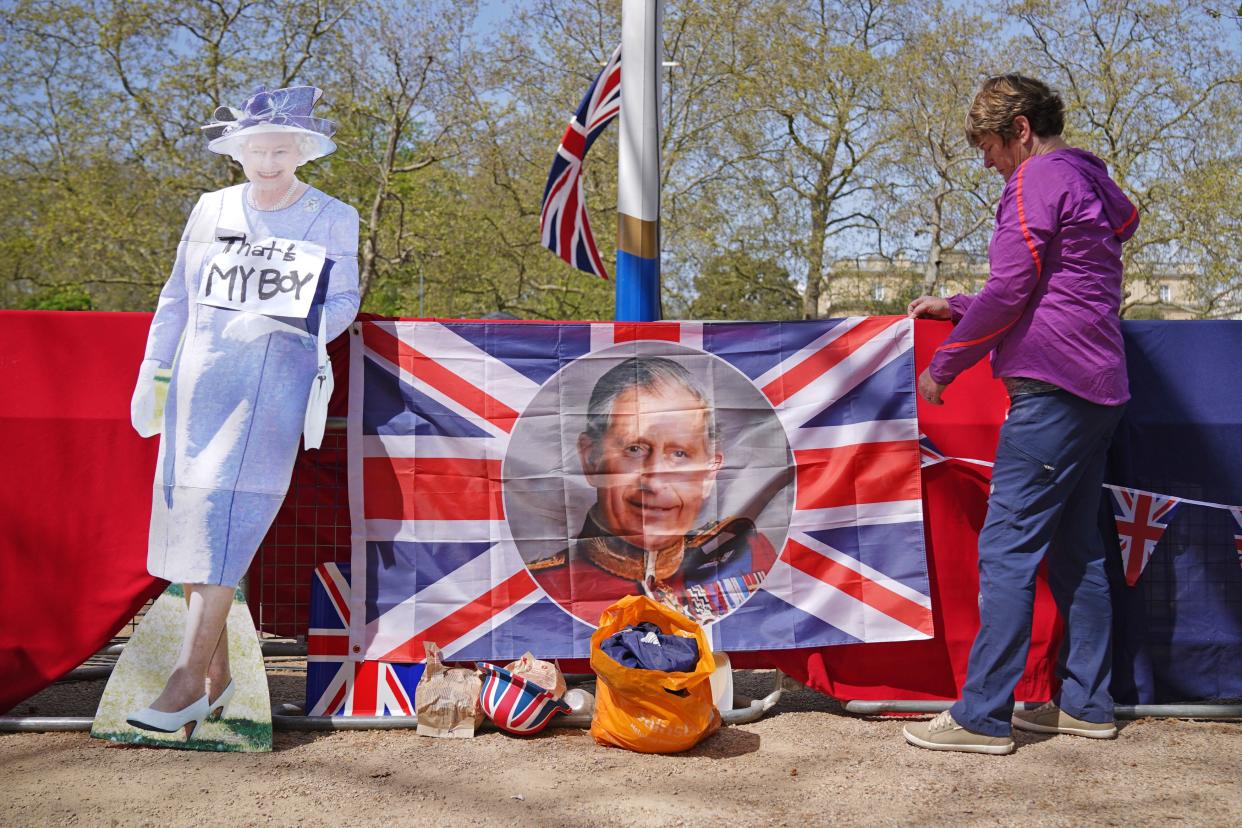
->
[615, 0, 662, 322]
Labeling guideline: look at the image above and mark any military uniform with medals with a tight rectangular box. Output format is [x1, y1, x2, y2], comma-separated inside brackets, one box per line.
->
[529, 510, 775, 625]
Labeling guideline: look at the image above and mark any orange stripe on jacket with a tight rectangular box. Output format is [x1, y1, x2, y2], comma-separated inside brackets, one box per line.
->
[1015, 160, 1042, 275]
[933, 161, 1040, 356]
[934, 316, 1019, 353]
[1114, 204, 1138, 237]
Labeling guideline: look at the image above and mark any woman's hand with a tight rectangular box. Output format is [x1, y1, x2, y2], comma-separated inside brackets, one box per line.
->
[917, 367, 948, 405]
[907, 295, 951, 319]
[131, 359, 169, 437]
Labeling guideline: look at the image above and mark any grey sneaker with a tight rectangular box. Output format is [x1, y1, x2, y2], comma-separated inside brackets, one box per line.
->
[1012, 701, 1117, 739]
[903, 710, 1015, 755]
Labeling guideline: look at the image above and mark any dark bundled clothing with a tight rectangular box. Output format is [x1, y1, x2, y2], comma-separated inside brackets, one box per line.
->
[600, 622, 700, 672]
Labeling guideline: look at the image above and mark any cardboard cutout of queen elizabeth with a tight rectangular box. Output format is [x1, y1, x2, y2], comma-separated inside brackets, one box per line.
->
[104, 86, 360, 749]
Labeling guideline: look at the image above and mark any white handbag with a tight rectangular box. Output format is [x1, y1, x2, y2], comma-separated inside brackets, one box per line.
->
[303, 308, 333, 449]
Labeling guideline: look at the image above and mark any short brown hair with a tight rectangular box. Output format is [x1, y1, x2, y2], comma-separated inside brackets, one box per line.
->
[965, 74, 1064, 147]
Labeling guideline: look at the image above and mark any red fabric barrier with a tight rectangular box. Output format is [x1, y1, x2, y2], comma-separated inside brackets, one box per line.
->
[0, 311, 353, 713]
[0, 312, 1060, 712]
[749, 321, 1061, 701]
[0, 311, 163, 712]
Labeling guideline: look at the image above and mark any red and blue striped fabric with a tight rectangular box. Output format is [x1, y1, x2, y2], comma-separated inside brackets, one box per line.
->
[539, 45, 621, 279]
[346, 317, 932, 662]
[305, 562, 424, 716]
[477, 663, 570, 735]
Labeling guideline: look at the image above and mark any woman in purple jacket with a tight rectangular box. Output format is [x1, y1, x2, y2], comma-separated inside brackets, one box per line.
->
[903, 75, 1139, 755]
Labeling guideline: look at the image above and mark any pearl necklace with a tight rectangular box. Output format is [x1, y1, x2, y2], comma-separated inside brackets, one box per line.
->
[247, 178, 300, 211]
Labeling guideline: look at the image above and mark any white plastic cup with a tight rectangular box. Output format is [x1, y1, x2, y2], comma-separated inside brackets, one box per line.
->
[709, 651, 733, 711]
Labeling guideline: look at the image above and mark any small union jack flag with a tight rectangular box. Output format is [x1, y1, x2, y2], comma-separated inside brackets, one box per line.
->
[1230, 507, 1242, 571]
[539, 44, 621, 280]
[306, 563, 423, 716]
[1109, 487, 1182, 586]
[918, 433, 946, 467]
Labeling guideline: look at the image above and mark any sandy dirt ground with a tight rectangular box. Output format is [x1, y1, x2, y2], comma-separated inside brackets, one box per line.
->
[4, 668, 1242, 827]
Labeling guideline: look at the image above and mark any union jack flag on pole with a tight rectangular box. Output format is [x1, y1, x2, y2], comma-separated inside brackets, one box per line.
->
[347, 317, 933, 662]
[1108, 486, 1182, 586]
[539, 45, 621, 280]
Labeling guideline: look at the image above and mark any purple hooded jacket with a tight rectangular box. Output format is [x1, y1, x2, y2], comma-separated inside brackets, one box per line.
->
[929, 148, 1138, 406]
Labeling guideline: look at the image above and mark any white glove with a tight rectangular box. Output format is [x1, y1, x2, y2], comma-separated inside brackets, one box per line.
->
[130, 359, 170, 438]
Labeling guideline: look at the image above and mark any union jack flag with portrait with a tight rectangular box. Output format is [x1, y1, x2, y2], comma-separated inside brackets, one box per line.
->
[539, 44, 621, 279]
[346, 316, 934, 663]
[305, 562, 424, 715]
[1108, 486, 1183, 586]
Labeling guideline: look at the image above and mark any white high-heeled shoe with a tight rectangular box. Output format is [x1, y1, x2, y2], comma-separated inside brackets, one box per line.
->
[127, 693, 211, 741]
[207, 678, 235, 722]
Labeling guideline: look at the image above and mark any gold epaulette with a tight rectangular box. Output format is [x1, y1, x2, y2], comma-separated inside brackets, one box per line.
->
[526, 549, 568, 572]
[685, 515, 755, 550]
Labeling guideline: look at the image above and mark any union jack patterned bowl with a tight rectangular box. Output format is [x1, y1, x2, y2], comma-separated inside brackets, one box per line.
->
[476, 663, 571, 735]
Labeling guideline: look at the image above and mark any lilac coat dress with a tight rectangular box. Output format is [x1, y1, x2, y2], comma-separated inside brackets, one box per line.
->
[140, 184, 360, 587]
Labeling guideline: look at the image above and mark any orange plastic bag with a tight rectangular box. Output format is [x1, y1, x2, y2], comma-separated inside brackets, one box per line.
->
[589, 595, 721, 753]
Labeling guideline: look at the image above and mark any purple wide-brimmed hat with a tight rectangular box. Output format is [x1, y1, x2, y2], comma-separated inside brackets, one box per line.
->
[203, 85, 337, 161]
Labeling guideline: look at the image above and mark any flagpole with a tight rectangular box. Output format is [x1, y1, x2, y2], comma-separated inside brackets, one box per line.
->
[615, 0, 662, 322]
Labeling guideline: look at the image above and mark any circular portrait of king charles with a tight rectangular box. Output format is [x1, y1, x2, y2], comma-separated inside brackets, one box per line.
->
[502, 341, 795, 627]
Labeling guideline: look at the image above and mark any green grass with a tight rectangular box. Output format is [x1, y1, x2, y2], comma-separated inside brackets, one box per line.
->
[93, 717, 271, 753]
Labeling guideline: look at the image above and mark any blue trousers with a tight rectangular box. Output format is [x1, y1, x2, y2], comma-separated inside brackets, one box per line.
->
[951, 390, 1125, 737]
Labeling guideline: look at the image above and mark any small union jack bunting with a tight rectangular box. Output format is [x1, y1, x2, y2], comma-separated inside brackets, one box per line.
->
[1109, 487, 1182, 586]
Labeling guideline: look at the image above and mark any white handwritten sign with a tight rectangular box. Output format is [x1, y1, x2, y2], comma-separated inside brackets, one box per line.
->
[196, 236, 326, 319]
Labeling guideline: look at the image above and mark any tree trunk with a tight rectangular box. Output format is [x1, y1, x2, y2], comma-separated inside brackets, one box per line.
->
[357, 111, 405, 301]
[802, 166, 832, 319]
[922, 222, 942, 295]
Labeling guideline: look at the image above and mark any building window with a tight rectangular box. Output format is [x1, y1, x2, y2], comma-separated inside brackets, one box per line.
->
[872, 282, 886, 301]
[1158, 284, 1172, 303]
